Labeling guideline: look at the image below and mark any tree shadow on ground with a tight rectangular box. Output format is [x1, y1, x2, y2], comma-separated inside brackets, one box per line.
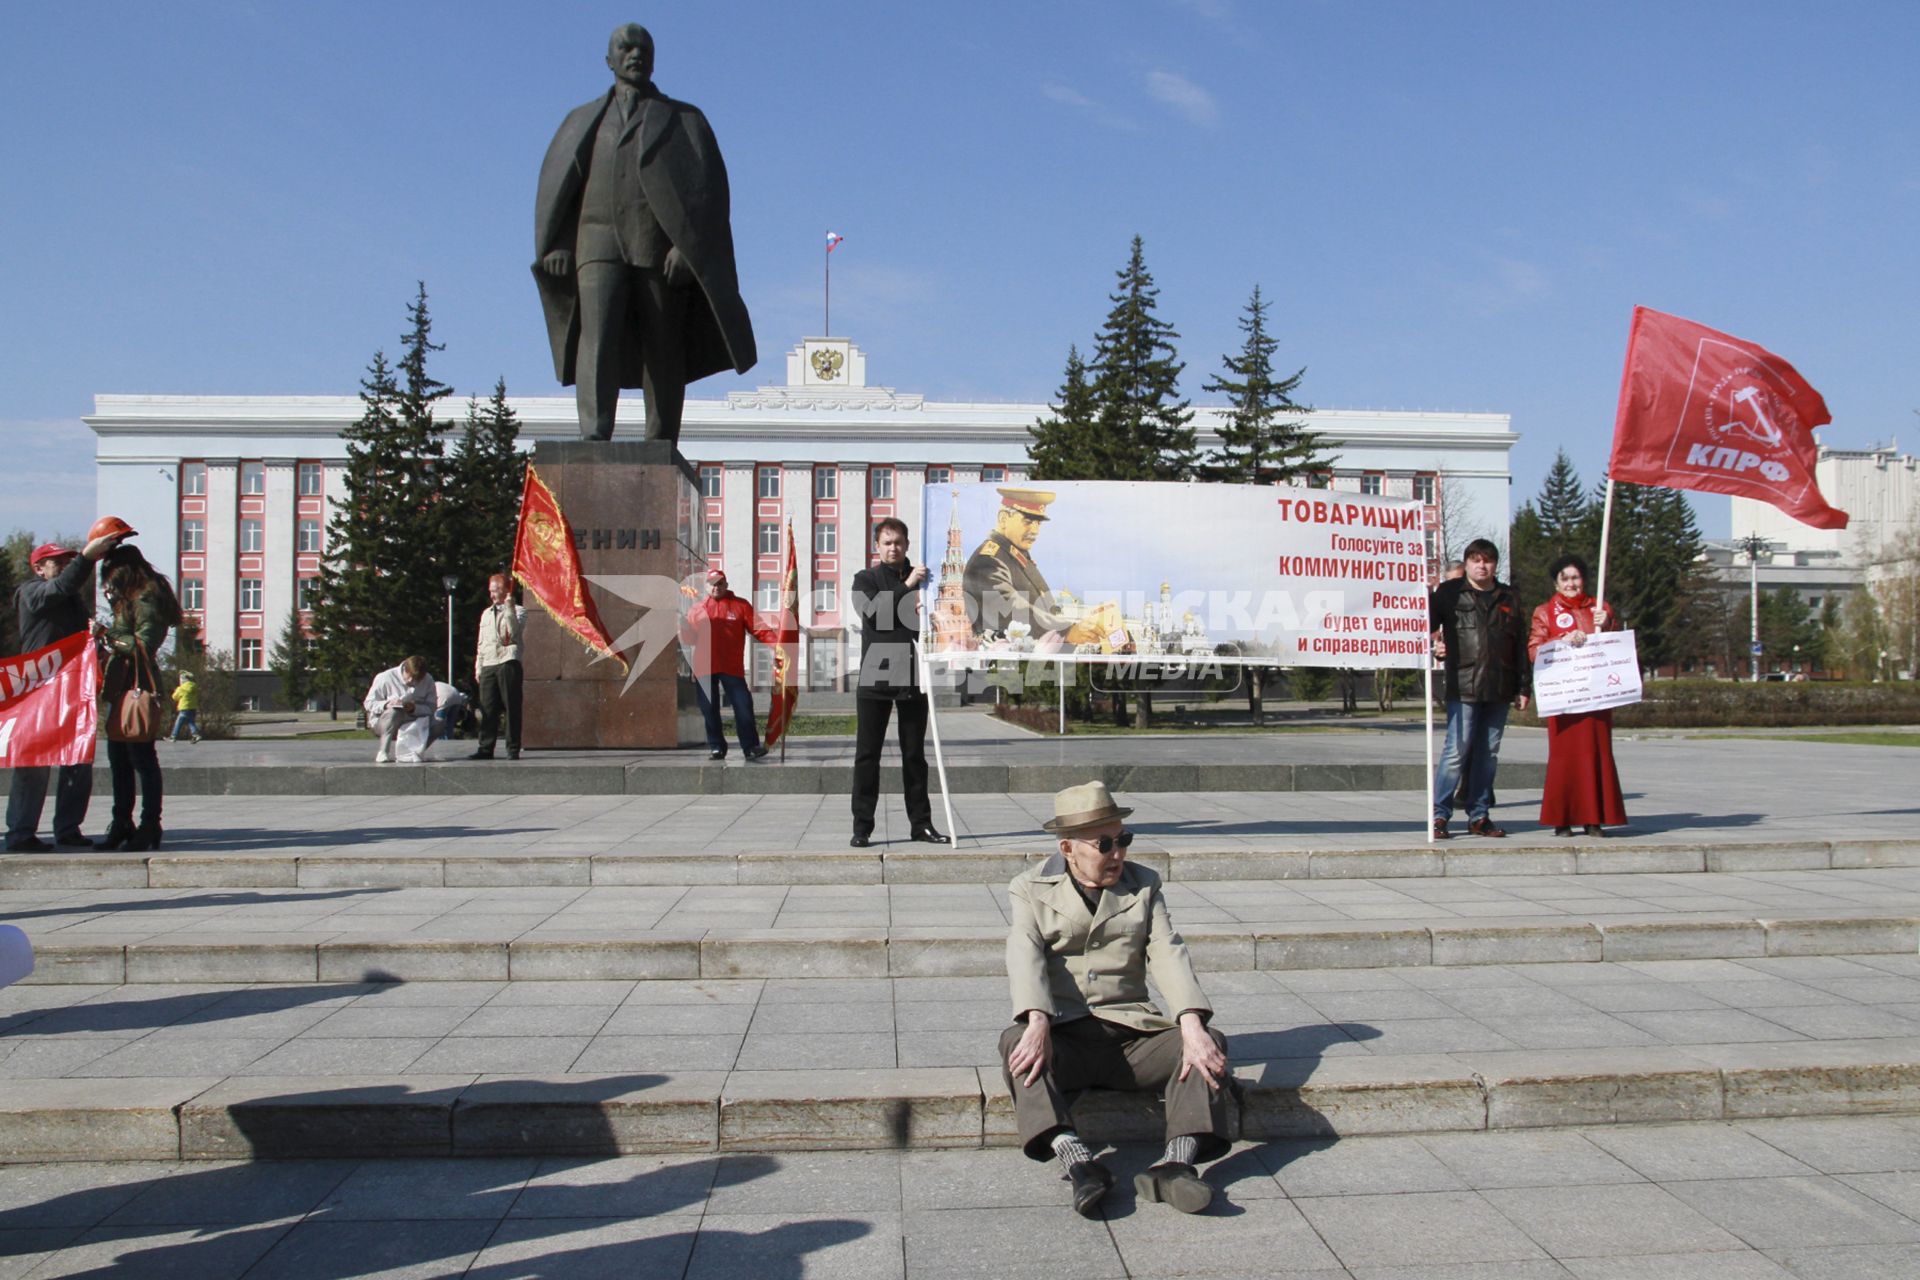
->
[0, 1074, 870, 1279]
[0, 980, 380, 1037]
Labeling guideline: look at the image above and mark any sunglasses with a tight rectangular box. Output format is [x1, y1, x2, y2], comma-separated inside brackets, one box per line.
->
[1083, 831, 1134, 855]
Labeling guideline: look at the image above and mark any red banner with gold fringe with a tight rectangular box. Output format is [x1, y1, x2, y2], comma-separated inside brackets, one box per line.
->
[511, 464, 627, 672]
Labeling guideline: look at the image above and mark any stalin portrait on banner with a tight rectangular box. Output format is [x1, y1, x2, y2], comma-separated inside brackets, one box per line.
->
[962, 488, 1123, 652]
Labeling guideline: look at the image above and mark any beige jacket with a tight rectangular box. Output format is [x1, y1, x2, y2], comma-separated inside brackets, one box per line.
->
[475, 603, 526, 675]
[1005, 856, 1211, 1033]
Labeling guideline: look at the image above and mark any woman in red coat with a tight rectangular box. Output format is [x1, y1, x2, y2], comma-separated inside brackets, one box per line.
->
[1529, 554, 1628, 836]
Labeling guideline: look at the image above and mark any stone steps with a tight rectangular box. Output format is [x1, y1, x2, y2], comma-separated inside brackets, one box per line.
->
[25, 911, 1919, 985]
[6, 836, 1914, 890]
[0, 759, 1546, 797]
[6, 1039, 1918, 1161]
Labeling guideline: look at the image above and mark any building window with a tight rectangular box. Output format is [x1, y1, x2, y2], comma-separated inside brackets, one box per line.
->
[871, 467, 894, 500]
[297, 578, 318, 611]
[241, 462, 265, 495]
[926, 466, 951, 486]
[757, 580, 781, 611]
[752, 644, 775, 688]
[298, 463, 323, 496]
[238, 579, 263, 612]
[809, 636, 840, 689]
[757, 466, 780, 499]
[181, 579, 204, 611]
[813, 579, 837, 615]
[240, 519, 264, 553]
[297, 519, 322, 553]
[239, 639, 263, 670]
[180, 520, 205, 552]
[700, 465, 722, 498]
[815, 469, 838, 500]
[704, 522, 722, 555]
[1412, 475, 1436, 503]
[1360, 474, 1383, 496]
[758, 522, 780, 555]
[814, 523, 837, 555]
[982, 466, 1005, 484]
[181, 462, 207, 496]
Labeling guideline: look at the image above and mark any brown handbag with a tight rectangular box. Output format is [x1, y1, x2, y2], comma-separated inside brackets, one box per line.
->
[107, 641, 166, 744]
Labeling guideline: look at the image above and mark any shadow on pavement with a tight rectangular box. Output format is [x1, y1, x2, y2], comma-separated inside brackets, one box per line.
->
[0, 888, 383, 923]
[0, 980, 379, 1037]
[0, 1074, 870, 1279]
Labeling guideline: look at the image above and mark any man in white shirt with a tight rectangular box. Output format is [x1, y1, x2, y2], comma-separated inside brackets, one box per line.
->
[470, 574, 527, 761]
[363, 656, 437, 764]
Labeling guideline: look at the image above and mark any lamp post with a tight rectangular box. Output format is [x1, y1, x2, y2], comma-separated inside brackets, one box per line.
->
[442, 575, 459, 684]
[1736, 533, 1770, 681]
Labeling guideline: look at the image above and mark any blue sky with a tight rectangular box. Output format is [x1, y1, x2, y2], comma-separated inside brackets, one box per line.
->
[4, 1, 1914, 540]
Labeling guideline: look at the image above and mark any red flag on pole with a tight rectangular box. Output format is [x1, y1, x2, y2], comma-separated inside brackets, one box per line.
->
[0, 633, 100, 769]
[762, 520, 802, 750]
[511, 464, 628, 671]
[1607, 306, 1847, 529]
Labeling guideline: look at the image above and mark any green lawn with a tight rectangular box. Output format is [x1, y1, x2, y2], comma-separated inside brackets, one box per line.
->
[1699, 731, 1920, 748]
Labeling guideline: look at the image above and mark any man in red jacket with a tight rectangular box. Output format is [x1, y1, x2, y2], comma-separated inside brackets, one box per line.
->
[682, 569, 776, 760]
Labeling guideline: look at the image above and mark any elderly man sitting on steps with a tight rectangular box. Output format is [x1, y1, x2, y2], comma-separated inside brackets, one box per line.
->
[1000, 781, 1233, 1217]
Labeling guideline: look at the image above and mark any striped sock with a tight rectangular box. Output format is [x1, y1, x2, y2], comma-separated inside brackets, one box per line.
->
[1155, 1134, 1199, 1168]
[1051, 1130, 1093, 1171]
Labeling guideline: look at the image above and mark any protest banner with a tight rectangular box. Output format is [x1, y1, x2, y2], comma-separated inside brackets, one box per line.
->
[920, 481, 1432, 668]
[1533, 630, 1644, 717]
[0, 632, 100, 769]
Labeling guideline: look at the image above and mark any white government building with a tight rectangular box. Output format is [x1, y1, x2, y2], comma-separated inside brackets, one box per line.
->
[88, 336, 1518, 705]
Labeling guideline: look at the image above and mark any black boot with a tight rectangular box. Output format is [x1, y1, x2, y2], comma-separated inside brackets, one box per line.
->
[98, 820, 134, 852]
[126, 819, 162, 852]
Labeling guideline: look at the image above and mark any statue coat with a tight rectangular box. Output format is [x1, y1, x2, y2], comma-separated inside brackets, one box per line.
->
[533, 89, 756, 389]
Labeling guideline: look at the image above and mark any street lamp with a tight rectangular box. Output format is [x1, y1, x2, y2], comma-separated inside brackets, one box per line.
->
[1736, 533, 1770, 681]
[442, 575, 460, 683]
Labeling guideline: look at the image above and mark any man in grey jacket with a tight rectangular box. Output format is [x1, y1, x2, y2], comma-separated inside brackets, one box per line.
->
[1001, 781, 1233, 1217]
[6, 530, 126, 851]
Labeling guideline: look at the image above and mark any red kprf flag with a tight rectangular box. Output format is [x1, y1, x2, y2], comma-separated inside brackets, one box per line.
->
[1607, 306, 1847, 529]
[0, 633, 100, 768]
[511, 464, 628, 671]
[762, 520, 802, 749]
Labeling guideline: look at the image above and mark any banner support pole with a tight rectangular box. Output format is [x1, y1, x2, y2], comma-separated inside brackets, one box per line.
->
[922, 653, 958, 844]
[1424, 663, 1435, 844]
[1594, 476, 1616, 615]
[1058, 660, 1066, 735]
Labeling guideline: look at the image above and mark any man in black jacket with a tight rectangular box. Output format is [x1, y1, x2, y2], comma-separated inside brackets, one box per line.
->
[6, 531, 125, 852]
[848, 518, 948, 848]
[1429, 538, 1530, 839]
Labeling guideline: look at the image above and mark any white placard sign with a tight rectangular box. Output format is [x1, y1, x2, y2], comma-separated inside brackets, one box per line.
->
[1532, 630, 1643, 717]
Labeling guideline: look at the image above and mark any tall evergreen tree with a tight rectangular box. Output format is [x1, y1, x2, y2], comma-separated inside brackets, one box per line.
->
[1027, 345, 1101, 481]
[1203, 285, 1323, 485]
[0, 549, 17, 656]
[1537, 450, 1589, 550]
[310, 285, 455, 693]
[1595, 481, 1707, 672]
[1089, 236, 1196, 481]
[269, 610, 312, 711]
[444, 378, 526, 682]
[1507, 501, 1551, 604]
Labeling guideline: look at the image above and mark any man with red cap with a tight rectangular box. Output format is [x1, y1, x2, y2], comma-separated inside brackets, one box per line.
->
[681, 568, 778, 759]
[6, 525, 129, 852]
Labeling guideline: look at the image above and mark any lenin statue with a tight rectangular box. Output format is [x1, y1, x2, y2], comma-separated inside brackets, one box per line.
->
[534, 24, 757, 443]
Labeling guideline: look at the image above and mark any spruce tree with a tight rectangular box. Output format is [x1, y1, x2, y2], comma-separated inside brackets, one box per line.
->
[1203, 285, 1323, 485]
[1507, 501, 1551, 604]
[310, 285, 455, 693]
[269, 609, 312, 711]
[1598, 481, 1707, 672]
[1089, 236, 1196, 481]
[1537, 450, 1589, 551]
[0, 550, 17, 656]
[1028, 345, 1100, 480]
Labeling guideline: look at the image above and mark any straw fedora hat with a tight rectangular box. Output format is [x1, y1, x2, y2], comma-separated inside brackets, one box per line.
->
[1042, 780, 1134, 835]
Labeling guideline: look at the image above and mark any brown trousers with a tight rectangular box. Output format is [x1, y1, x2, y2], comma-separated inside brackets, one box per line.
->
[999, 1015, 1233, 1163]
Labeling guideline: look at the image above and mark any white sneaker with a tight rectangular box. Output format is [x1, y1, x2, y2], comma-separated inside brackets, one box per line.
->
[397, 754, 422, 765]
[374, 750, 392, 764]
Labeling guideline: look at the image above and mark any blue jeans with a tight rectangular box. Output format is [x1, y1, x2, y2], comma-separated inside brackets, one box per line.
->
[170, 709, 200, 741]
[694, 673, 760, 754]
[1432, 699, 1509, 822]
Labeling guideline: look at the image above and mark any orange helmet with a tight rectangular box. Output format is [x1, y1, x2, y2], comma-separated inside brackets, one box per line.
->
[88, 515, 137, 541]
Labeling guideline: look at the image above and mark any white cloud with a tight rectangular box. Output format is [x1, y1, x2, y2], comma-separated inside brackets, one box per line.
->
[1144, 70, 1218, 126]
[1042, 82, 1095, 109]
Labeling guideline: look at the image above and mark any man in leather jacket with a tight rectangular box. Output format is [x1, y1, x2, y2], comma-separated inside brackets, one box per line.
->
[1429, 538, 1530, 838]
[848, 518, 947, 848]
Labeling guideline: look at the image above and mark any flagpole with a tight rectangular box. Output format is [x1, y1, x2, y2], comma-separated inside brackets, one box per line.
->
[1594, 476, 1617, 615]
[824, 239, 831, 336]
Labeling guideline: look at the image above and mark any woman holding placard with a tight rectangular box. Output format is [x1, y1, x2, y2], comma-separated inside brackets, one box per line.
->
[1529, 555, 1627, 836]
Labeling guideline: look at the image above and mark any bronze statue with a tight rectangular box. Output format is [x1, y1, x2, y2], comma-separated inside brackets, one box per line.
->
[534, 24, 756, 443]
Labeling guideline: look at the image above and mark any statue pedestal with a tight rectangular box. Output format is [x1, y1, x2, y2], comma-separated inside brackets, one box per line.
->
[520, 440, 705, 750]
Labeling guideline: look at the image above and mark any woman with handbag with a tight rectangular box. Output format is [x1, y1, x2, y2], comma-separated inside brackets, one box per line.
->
[98, 543, 182, 852]
[1528, 554, 1628, 837]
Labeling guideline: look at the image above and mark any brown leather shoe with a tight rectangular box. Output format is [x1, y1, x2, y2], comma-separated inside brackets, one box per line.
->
[1432, 818, 1451, 841]
[1467, 817, 1508, 838]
